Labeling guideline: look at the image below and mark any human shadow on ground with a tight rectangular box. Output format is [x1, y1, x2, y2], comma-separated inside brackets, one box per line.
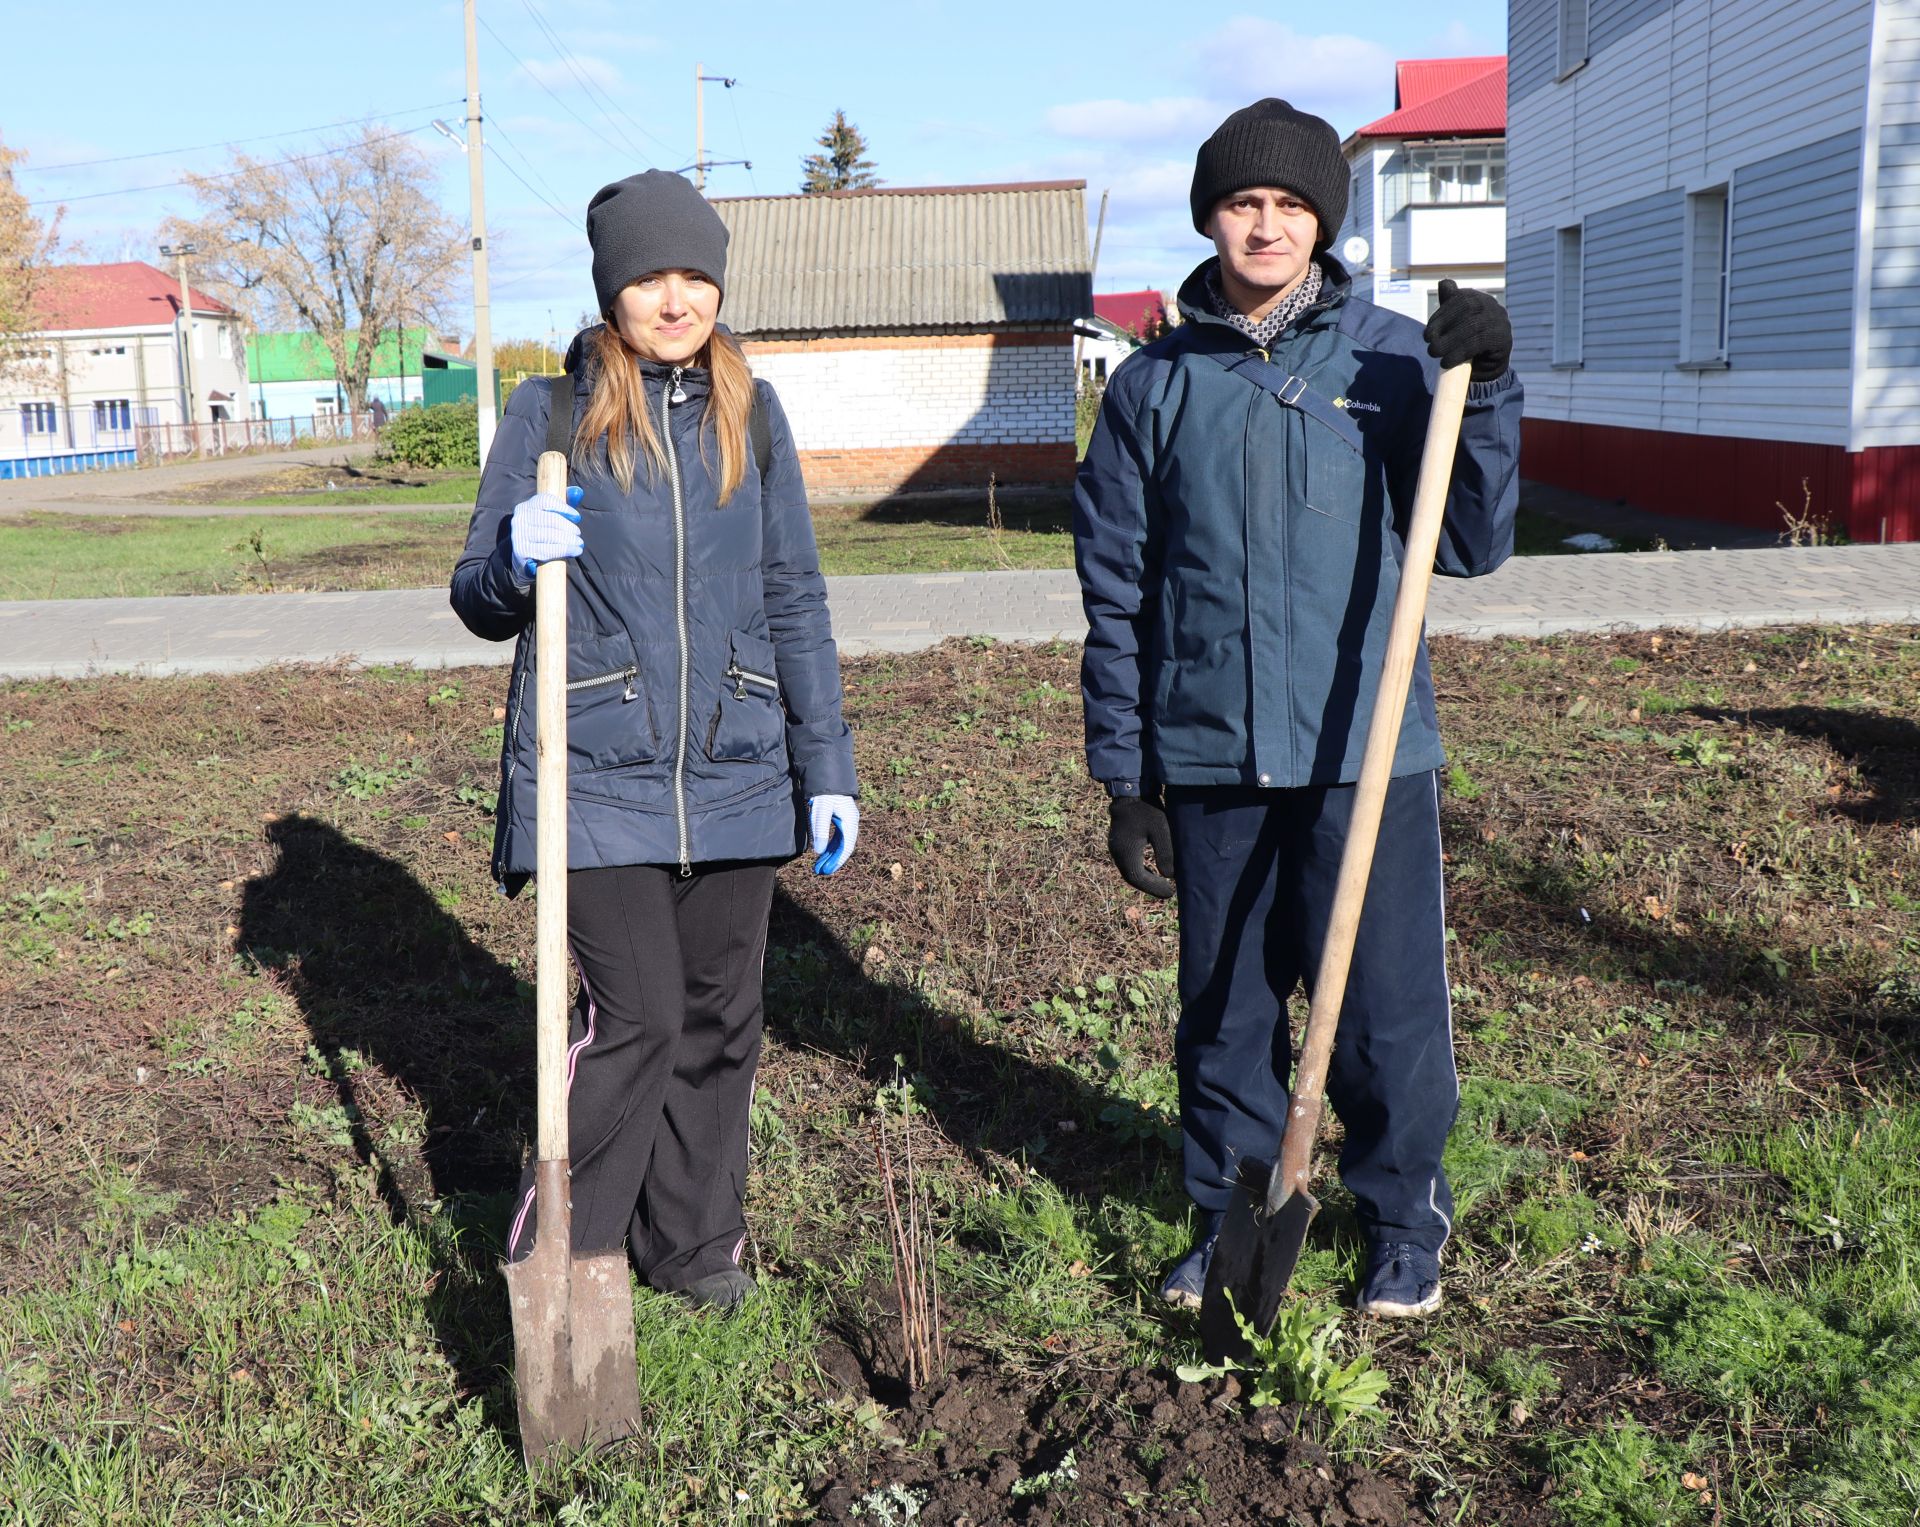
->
[235, 816, 1199, 1421]
[237, 814, 532, 1425]
[1690, 705, 1920, 825]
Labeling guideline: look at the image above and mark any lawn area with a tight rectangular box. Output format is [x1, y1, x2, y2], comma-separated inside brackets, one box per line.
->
[0, 495, 1652, 602]
[0, 495, 1075, 600]
[3, 629, 1918, 1522]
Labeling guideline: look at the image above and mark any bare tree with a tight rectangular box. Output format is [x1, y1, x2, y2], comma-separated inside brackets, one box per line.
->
[0, 135, 62, 386]
[164, 126, 465, 414]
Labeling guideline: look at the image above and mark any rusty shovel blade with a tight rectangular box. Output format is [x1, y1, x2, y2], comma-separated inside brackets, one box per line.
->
[505, 1161, 644, 1463]
[1199, 1156, 1320, 1365]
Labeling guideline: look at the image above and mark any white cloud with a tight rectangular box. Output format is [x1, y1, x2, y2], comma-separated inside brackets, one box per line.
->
[1191, 19, 1393, 125]
[518, 56, 623, 95]
[1045, 97, 1221, 144]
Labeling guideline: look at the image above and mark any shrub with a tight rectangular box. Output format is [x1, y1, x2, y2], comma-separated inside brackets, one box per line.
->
[377, 401, 478, 469]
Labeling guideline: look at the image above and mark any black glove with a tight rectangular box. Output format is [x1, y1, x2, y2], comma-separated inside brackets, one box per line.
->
[1108, 795, 1176, 899]
[1423, 278, 1511, 383]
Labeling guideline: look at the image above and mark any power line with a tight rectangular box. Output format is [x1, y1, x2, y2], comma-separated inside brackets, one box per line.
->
[474, 10, 648, 166]
[24, 122, 439, 208]
[485, 140, 581, 230]
[485, 115, 577, 222]
[14, 102, 465, 175]
[728, 87, 760, 194]
[514, 0, 684, 164]
[494, 245, 588, 294]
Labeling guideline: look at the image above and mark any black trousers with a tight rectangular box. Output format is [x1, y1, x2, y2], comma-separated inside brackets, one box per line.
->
[1165, 772, 1458, 1253]
[506, 859, 777, 1292]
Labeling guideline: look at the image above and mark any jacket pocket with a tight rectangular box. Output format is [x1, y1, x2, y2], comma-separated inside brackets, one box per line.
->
[1302, 412, 1366, 524]
[566, 629, 657, 770]
[707, 630, 785, 764]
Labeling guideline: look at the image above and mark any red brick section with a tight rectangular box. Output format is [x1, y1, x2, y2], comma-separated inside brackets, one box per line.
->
[1521, 418, 1920, 544]
[800, 443, 1077, 495]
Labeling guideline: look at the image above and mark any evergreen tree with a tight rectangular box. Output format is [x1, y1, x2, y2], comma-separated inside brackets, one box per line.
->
[801, 110, 880, 193]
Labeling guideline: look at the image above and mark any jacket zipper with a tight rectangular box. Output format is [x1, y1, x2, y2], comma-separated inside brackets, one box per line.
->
[498, 628, 531, 886]
[725, 663, 779, 701]
[566, 665, 638, 702]
[664, 365, 691, 874]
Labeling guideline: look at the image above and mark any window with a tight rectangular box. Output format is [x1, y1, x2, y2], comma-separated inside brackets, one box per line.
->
[21, 402, 57, 435]
[1682, 187, 1731, 365]
[216, 324, 232, 360]
[314, 396, 339, 417]
[94, 399, 133, 432]
[1379, 143, 1507, 219]
[1554, 225, 1584, 366]
[1558, 0, 1590, 77]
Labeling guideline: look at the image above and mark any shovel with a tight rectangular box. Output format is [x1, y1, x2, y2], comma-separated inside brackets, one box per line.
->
[1199, 362, 1474, 1365]
[504, 448, 645, 1462]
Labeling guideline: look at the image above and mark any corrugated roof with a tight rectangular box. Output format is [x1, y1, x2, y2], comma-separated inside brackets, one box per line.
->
[30, 261, 232, 331]
[710, 181, 1092, 335]
[1358, 57, 1507, 138]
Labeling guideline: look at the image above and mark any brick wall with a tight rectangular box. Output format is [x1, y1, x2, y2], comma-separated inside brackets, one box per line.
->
[740, 330, 1076, 494]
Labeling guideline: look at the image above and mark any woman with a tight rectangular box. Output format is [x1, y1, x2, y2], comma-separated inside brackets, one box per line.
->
[451, 170, 860, 1311]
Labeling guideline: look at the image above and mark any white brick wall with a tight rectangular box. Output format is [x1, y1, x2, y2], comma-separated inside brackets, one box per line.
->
[744, 343, 1075, 451]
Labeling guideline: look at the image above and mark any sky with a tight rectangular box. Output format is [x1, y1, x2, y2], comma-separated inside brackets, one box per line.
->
[6, 0, 1508, 346]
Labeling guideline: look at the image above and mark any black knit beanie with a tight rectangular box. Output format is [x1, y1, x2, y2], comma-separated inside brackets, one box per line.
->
[1189, 99, 1348, 248]
[586, 170, 729, 317]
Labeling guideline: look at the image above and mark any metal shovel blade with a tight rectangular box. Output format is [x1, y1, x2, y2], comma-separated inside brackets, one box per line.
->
[505, 1162, 645, 1462]
[1199, 1156, 1320, 1365]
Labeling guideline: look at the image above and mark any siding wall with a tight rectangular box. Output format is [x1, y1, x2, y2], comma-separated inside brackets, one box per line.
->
[1580, 191, 1684, 368]
[1727, 131, 1860, 370]
[1507, 0, 1874, 446]
[1860, 4, 1920, 446]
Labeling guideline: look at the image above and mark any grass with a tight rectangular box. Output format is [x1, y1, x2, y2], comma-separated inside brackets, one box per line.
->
[0, 494, 1075, 599]
[3, 625, 1920, 1522]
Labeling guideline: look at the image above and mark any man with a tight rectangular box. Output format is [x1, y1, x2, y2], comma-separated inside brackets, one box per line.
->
[1074, 99, 1520, 1319]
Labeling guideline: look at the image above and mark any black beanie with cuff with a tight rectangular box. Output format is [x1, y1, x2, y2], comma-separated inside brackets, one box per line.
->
[586, 169, 730, 317]
[1189, 99, 1348, 248]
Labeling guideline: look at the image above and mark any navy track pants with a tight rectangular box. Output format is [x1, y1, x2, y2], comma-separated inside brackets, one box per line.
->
[1165, 772, 1458, 1253]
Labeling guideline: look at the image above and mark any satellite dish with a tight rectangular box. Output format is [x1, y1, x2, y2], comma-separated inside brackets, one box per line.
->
[1341, 235, 1371, 268]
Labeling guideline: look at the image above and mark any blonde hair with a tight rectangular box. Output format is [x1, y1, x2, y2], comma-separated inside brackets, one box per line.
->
[576, 320, 755, 503]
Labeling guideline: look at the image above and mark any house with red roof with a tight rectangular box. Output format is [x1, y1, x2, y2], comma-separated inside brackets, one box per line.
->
[1329, 55, 1507, 324]
[1, 260, 250, 478]
[1078, 288, 1172, 389]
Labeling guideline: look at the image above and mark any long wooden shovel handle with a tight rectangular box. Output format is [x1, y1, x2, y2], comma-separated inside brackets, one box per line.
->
[1266, 363, 1474, 1215]
[533, 450, 571, 1166]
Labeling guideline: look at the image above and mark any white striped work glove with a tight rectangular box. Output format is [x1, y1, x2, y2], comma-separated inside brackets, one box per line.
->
[808, 795, 859, 876]
[510, 486, 584, 582]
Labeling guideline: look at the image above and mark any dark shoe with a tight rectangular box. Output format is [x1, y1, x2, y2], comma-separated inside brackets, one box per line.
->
[1159, 1211, 1225, 1310]
[681, 1267, 756, 1313]
[1357, 1241, 1442, 1319]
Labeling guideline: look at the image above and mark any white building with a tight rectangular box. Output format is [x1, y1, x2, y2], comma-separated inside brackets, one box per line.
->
[0, 261, 249, 478]
[712, 182, 1091, 495]
[1505, 0, 1919, 543]
[1334, 56, 1509, 323]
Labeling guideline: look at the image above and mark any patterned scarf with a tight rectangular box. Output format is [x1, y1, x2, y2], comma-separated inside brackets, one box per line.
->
[1205, 259, 1325, 348]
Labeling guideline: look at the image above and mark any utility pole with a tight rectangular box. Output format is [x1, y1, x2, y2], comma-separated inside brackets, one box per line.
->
[159, 242, 198, 429]
[463, 0, 497, 464]
[692, 66, 740, 191]
[1074, 190, 1109, 391]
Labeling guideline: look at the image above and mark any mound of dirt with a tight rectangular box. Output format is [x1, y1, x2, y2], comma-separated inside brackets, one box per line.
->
[808, 1344, 1556, 1526]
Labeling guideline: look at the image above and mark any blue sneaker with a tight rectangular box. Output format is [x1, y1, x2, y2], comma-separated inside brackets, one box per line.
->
[1159, 1211, 1225, 1310]
[1357, 1240, 1442, 1319]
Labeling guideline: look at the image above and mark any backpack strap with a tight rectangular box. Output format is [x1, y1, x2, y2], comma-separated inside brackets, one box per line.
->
[1193, 345, 1364, 454]
[543, 374, 572, 463]
[749, 387, 773, 480]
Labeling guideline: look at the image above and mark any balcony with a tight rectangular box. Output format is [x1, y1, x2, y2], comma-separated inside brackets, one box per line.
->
[1406, 204, 1506, 269]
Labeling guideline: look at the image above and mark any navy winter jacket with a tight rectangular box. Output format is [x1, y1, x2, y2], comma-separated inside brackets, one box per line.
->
[1074, 257, 1522, 792]
[450, 328, 858, 888]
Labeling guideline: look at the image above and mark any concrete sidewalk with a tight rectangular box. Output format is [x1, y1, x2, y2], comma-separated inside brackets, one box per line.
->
[0, 442, 377, 515]
[4, 544, 1918, 680]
